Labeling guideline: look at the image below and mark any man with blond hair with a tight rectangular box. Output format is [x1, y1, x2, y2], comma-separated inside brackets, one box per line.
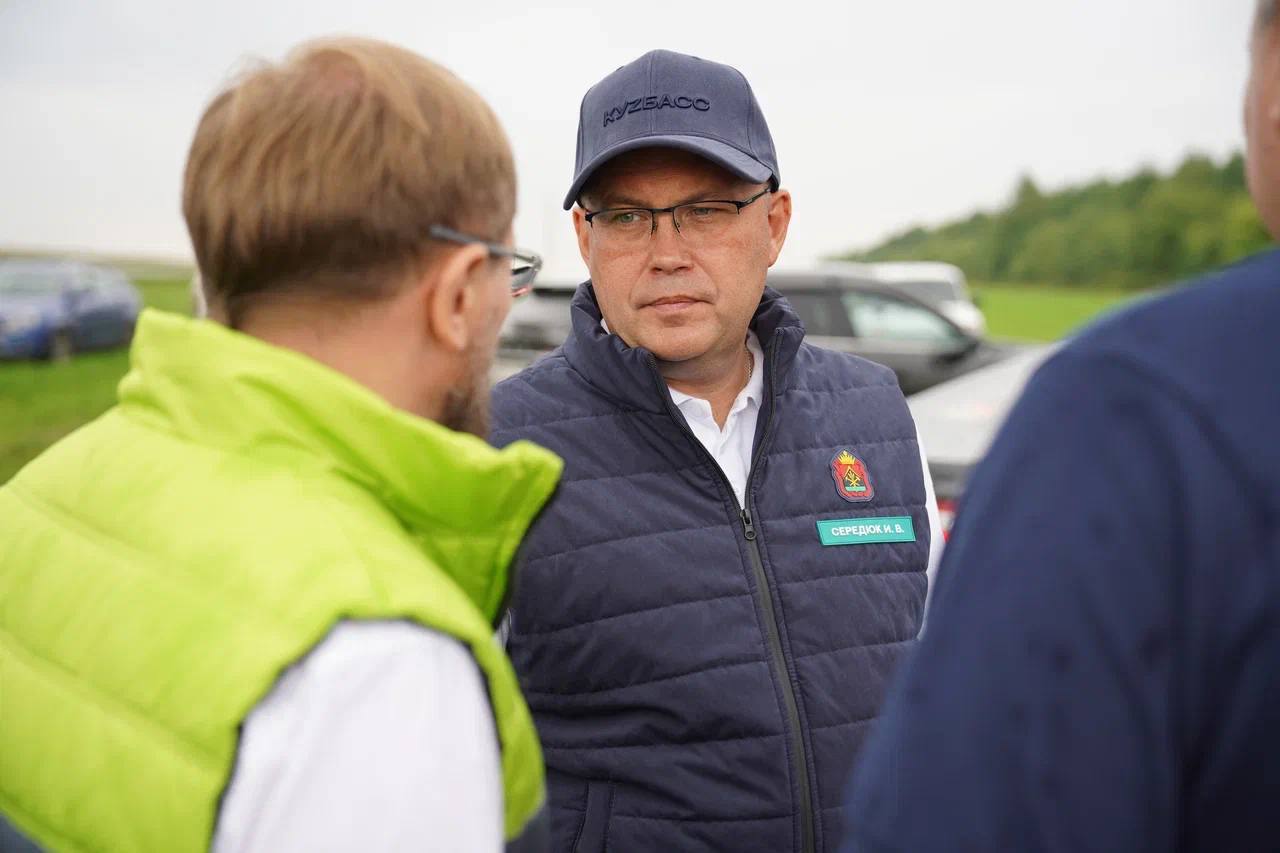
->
[0, 38, 558, 852]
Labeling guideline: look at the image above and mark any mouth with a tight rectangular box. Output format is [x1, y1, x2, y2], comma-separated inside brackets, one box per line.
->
[643, 295, 705, 312]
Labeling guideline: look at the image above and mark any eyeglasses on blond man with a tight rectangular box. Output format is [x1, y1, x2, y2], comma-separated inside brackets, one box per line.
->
[429, 225, 542, 297]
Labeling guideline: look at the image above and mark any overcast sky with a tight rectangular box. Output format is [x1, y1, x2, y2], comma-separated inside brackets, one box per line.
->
[0, 0, 1258, 280]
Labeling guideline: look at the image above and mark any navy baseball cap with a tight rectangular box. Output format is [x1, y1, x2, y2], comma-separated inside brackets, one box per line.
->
[563, 49, 781, 210]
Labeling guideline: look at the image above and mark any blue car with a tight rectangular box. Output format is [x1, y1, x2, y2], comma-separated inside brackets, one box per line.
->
[0, 259, 143, 360]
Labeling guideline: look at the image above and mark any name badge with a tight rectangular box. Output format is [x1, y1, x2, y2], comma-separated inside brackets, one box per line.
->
[817, 516, 916, 546]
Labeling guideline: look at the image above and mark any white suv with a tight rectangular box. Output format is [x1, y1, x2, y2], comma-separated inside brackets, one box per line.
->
[821, 261, 987, 338]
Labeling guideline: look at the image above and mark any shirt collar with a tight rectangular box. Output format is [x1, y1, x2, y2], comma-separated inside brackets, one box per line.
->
[600, 317, 764, 415]
[563, 283, 806, 415]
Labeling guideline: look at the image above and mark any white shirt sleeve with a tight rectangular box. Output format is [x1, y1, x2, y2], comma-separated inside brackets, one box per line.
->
[212, 620, 503, 853]
[917, 434, 945, 589]
[915, 433, 946, 628]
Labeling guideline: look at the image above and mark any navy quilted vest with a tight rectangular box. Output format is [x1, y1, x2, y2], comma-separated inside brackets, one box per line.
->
[491, 284, 929, 852]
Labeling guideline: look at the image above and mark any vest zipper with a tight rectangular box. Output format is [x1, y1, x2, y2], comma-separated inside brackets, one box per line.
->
[740, 506, 816, 853]
[647, 343, 817, 853]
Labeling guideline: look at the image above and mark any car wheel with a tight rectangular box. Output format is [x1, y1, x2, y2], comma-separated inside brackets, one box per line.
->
[49, 329, 74, 362]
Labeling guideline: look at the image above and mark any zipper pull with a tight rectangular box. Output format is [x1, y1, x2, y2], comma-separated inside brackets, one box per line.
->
[741, 508, 757, 541]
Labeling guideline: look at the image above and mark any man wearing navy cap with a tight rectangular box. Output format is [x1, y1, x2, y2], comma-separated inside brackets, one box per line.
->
[491, 50, 943, 852]
[842, 4, 1280, 851]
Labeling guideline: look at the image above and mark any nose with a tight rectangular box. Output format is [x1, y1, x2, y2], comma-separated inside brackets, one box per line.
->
[647, 210, 693, 275]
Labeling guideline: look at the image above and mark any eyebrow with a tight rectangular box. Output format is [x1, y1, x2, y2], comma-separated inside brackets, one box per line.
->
[596, 187, 745, 209]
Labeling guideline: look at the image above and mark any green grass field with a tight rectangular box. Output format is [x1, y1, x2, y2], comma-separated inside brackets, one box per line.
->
[0, 277, 191, 483]
[0, 278, 1139, 485]
[972, 283, 1144, 342]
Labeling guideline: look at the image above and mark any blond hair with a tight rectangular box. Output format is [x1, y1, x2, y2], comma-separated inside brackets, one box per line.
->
[183, 37, 515, 325]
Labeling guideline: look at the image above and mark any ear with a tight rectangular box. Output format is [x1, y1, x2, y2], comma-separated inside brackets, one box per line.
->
[572, 206, 593, 266]
[765, 189, 793, 266]
[1268, 71, 1280, 135]
[1256, 23, 1280, 130]
[423, 243, 491, 354]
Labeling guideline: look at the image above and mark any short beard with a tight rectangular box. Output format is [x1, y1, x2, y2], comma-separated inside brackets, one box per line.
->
[440, 345, 493, 438]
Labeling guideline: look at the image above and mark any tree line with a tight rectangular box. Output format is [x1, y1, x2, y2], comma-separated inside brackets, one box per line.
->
[840, 152, 1273, 289]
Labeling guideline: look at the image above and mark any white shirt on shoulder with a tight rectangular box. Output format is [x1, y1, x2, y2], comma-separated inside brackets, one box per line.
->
[213, 620, 502, 852]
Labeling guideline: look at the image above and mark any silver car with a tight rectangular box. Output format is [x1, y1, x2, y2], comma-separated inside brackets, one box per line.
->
[767, 271, 1015, 395]
[821, 260, 987, 337]
[907, 344, 1057, 534]
[498, 275, 1017, 396]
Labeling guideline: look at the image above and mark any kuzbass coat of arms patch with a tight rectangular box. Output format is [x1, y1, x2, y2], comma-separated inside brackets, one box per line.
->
[830, 449, 874, 503]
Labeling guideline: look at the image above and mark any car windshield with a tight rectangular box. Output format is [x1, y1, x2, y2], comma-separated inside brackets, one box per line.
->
[842, 291, 965, 343]
[500, 287, 575, 348]
[893, 280, 961, 303]
[0, 265, 67, 295]
[782, 291, 852, 337]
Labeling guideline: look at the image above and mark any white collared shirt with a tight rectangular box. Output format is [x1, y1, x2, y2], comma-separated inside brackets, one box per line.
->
[214, 621, 501, 852]
[667, 331, 767, 506]
[602, 319, 945, 589]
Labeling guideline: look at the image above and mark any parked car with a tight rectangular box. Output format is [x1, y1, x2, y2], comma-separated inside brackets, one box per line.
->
[498, 274, 1014, 395]
[767, 270, 1014, 394]
[0, 258, 143, 360]
[498, 281, 579, 357]
[822, 260, 986, 337]
[907, 344, 1057, 536]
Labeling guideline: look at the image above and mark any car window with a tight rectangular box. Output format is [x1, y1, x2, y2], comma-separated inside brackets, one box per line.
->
[88, 269, 132, 295]
[894, 280, 961, 303]
[86, 269, 117, 292]
[500, 290, 575, 348]
[782, 290, 852, 337]
[69, 269, 106, 293]
[0, 265, 68, 295]
[842, 291, 965, 343]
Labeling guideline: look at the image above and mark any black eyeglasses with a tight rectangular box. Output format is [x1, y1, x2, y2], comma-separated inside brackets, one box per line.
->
[429, 225, 542, 297]
[581, 188, 772, 244]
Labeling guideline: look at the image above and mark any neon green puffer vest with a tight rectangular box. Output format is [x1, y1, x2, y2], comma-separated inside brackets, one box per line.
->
[0, 310, 562, 852]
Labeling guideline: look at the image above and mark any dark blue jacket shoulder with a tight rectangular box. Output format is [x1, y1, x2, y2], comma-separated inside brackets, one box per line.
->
[843, 250, 1280, 853]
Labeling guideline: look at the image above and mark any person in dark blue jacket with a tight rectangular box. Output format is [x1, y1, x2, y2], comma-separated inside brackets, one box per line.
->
[842, 5, 1280, 851]
[491, 50, 943, 852]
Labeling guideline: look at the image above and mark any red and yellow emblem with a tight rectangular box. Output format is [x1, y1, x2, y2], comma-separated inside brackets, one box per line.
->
[830, 449, 874, 503]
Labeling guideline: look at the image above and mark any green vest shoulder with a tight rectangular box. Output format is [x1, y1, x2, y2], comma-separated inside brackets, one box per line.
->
[0, 312, 561, 851]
